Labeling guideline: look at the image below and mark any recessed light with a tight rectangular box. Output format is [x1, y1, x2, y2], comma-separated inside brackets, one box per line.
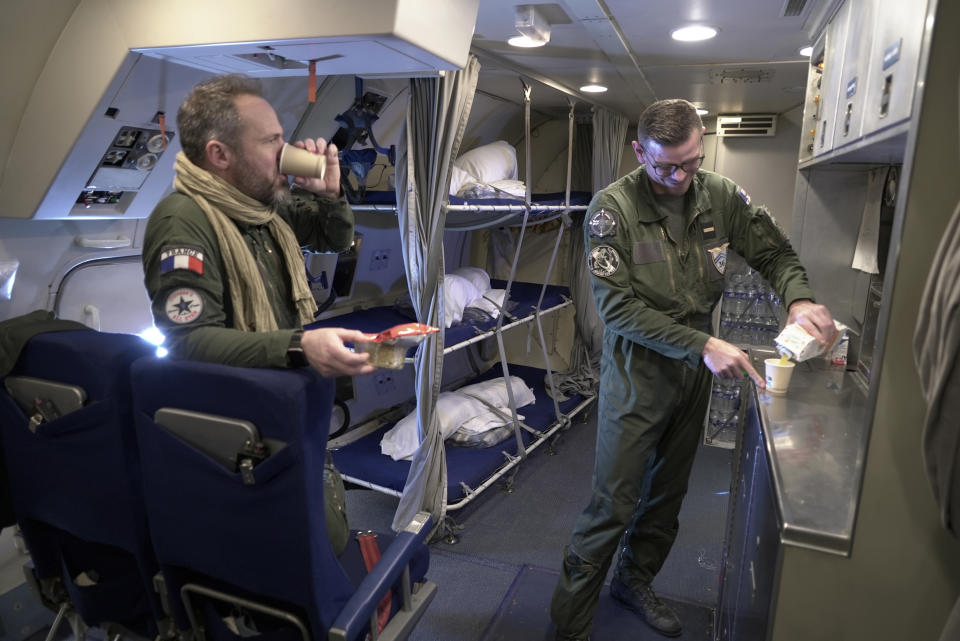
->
[508, 35, 547, 48]
[671, 25, 718, 42]
[799, 46, 813, 57]
[580, 84, 608, 93]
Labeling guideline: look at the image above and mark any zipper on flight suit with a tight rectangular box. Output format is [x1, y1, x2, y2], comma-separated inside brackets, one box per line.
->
[659, 227, 678, 293]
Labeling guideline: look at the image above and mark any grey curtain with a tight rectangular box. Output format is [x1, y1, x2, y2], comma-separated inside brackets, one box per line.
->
[391, 56, 480, 533]
[562, 107, 628, 387]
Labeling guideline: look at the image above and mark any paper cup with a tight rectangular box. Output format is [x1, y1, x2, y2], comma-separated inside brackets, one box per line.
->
[764, 358, 796, 396]
[279, 143, 326, 179]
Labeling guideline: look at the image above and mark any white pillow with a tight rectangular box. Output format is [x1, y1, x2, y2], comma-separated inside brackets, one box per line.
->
[443, 273, 482, 328]
[457, 409, 525, 435]
[379, 376, 536, 460]
[454, 141, 518, 184]
[466, 289, 507, 319]
[449, 165, 476, 196]
[452, 266, 491, 294]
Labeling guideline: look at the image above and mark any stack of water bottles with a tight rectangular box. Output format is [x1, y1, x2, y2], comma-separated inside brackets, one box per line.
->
[707, 266, 783, 447]
[719, 267, 783, 347]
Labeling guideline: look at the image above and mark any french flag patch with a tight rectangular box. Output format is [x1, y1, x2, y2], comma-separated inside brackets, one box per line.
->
[160, 246, 204, 275]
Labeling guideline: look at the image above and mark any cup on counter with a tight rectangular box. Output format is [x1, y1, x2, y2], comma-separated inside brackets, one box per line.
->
[764, 358, 796, 396]
[279, 143, 326, 180]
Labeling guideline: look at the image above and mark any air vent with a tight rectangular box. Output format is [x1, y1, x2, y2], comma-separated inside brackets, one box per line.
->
[717, 114, 778, 137]
[781, 0, 808, 17]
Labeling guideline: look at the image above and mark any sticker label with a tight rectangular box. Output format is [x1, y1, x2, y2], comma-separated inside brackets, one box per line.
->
[160, 246, 204, 275]
[165, 288, 203, 324]
[588, 209, 619, 238]
[588, 245, 620, 277]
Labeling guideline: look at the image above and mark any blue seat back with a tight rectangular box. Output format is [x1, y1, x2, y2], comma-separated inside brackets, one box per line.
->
[0, 329, 159, 632]
[130, 357, 355, 636]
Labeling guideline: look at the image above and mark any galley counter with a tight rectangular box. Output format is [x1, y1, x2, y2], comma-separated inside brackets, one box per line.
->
[715, 347, 871, 641]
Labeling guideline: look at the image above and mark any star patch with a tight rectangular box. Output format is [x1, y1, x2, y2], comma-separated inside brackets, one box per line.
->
[160, 246, 204, 275]
[588, 245, 620, 277]
[165, 288, 203, 324]
[588, 209, 618, 238]
[707, 242, 730, 275]
[736, 187, 751, 205]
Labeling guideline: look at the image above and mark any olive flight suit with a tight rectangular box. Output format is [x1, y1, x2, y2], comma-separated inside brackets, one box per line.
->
[551, 167, 816, 636]
[142, 190, 354, 365]
[142, 188, 354, 553]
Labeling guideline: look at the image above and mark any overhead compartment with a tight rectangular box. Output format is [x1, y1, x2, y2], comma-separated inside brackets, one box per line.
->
[0, 0, 479, 220]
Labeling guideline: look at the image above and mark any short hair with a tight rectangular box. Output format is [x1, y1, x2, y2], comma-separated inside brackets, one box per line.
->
[636, 99, 703, 147]
[177, 74, 264, 165]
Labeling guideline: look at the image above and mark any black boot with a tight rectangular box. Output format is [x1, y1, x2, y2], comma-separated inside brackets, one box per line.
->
[609, 576, 682, 637]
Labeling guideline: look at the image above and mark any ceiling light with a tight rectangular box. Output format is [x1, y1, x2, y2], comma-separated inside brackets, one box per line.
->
[799, 46, 813, 57]
[580, 84, 608, 93]
[671, 25, 718, 42]
[508, 35, 547, 47]
[696, 108, 709, 115]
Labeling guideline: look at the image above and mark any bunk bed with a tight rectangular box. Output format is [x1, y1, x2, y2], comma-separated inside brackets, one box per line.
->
[318, 59, 615, 535]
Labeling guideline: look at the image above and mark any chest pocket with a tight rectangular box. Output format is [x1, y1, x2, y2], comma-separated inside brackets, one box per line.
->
[701, 239, 730, 281]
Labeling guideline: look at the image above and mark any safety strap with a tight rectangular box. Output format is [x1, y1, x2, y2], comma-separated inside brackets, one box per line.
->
[355, 531, 391, 635]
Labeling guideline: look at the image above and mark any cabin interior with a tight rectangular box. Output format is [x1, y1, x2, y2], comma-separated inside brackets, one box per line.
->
[0, 1, 959, 640]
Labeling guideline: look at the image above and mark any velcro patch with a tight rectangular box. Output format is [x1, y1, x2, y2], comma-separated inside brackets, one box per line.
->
[588, 245, 620, 278]
[160, 246, 204, 275]
[165, 288, 203, 324]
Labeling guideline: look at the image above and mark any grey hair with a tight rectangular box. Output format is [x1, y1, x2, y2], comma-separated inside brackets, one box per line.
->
[636, 99, 703, 147]
[177, 74, 264, 166]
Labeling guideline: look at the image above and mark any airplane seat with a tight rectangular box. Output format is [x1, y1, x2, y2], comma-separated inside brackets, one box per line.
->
[129, 356, 436, 641]
[0, 329, 163, 638]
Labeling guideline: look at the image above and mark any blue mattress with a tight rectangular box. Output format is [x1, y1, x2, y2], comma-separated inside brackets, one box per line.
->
[329, 363, 588, 503]
[355, 191, 592, 207]
[306, 280, 570, 350]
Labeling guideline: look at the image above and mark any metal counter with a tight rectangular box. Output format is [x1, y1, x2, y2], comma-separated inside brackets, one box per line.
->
[747, 347, 870, 556]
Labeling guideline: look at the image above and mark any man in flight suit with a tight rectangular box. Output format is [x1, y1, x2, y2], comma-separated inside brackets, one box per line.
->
[142, 74, 375, 553]
[551, 99, 836, 639]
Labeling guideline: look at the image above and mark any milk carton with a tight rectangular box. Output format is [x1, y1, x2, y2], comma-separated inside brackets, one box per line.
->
[774, 320, 847, 362]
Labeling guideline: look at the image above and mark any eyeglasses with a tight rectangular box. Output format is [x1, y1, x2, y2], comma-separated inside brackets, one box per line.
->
[641, 144, 705, 178]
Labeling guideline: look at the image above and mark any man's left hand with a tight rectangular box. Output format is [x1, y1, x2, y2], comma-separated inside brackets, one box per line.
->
[291, 137, 341, 198]
[787, 299, 836, 346]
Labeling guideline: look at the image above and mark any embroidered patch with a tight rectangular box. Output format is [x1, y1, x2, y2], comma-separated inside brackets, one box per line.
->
[165, 288, 203, 324]
[160, 246, 204, 275]
[736, 187, 751, 205]
[588, 245, 620, 277]
[707, 242, 730, 275]
[588, 209, 618, 238]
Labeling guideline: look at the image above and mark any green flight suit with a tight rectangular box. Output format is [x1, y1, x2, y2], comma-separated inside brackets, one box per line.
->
[142, 188, 354, 553]
[551, 167, 816, 636]
[142, 190, 354, 365]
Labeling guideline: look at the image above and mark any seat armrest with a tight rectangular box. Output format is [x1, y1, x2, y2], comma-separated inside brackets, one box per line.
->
[328, 513, 432, 641]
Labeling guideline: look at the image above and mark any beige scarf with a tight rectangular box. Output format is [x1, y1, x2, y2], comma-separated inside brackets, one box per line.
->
[173, 152, 318, 331]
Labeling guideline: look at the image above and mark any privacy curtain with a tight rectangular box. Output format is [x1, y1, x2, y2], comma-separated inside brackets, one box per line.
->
[391, 56, 480, 533]
[564, 107, 628, 381]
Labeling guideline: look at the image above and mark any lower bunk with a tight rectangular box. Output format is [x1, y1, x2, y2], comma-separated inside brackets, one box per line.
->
[329, 363, 595, 512]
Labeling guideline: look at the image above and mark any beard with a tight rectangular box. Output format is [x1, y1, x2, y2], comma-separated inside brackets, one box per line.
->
[229, 156, 291, 207]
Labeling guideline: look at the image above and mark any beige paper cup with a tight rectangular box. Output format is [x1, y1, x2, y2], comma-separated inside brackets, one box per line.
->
[279, 143, 326, 179]
[765, 358, 796, 396]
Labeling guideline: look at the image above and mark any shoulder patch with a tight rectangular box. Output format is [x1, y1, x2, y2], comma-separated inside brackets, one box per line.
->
[160, 245, 204, 275]
[736, 187, 751, 205]
[588, 208, 619, 238]
[165, 288, 204, 324]
[588, 245, 620, 278]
